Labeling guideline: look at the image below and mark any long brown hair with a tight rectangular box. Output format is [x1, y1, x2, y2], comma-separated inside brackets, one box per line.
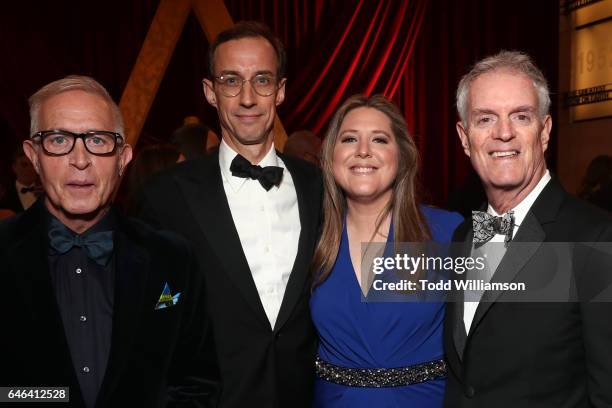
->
[311, 94, 430, 288]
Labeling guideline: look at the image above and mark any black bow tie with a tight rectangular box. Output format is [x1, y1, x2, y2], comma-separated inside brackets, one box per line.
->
[20, 186, 36, 194]
[48, 217, 114, 266]
[230, 154, 284, 191]
[472, 210, 515, 247]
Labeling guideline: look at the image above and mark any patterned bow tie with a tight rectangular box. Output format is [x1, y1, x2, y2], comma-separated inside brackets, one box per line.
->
[230, 154, 284, 191]
[48, 217, 114, 266]
[472, 210, 515, 247]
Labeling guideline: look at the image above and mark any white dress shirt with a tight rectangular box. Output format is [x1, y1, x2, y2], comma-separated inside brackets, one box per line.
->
[219, 140, 301, 329]
[463, 170, 551, 332]
[15, 180, 37, 210]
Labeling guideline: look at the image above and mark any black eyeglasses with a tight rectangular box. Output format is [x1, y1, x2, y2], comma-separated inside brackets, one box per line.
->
[30, 130, 124, 156]
[211, 74, 279, 97]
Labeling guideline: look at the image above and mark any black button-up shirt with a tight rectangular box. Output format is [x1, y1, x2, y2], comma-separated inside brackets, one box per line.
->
[47, 209, 115, 408]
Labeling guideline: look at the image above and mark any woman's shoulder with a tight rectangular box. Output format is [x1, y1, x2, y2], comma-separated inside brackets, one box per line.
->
[420, 205, 464, 242]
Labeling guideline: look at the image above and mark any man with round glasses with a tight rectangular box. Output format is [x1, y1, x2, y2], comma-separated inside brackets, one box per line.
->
[0, 75, 218, 407]
[213, 72, 278, 98]
[139, 21, 322, 408]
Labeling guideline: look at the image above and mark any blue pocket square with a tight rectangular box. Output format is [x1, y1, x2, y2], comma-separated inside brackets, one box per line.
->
[155, 282, 181, 310]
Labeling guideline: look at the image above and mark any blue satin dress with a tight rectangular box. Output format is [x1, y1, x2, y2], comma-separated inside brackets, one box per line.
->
[310, 207, 462, 407]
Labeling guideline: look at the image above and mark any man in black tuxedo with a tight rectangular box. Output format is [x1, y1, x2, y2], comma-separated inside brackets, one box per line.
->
[0, 147, 41, 213]
[138, 22, 321, 408]
[444, 51, 612, 407]
[0, 75, 217, 407]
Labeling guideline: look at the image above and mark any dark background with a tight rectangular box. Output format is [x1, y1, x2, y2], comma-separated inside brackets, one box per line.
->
[0, 0, 559, 206]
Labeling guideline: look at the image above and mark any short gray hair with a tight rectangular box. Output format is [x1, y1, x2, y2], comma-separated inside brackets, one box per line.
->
[29, 75, 124, 136]
[456, 50, 550, 126]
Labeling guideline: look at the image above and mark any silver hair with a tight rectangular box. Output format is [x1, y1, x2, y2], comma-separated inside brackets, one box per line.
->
[456, 50, 551, 126]
[29, 75, 124, 136]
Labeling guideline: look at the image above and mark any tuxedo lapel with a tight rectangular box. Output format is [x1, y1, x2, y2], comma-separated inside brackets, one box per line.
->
[468, 211, 545, 335]
[456, 178, 571, 350]
[274, 154, 317, 332]
[96, 218, 150, 404]
[9, 204, 84, 405]
[174, 153, 270, 327]
[465, 178, 568, 337]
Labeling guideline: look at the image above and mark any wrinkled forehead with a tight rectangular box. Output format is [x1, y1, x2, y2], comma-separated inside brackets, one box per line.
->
[38, 90, 116, 132]
[468, 70, 539, 112]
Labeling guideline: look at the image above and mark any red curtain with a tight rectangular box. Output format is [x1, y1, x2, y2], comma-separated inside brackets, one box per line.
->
[397, 0, 559, 206]
[283, 0, 427, 134]
[227, 0, 559, 206]
[228, 0, 428, 135]
[0, 0, 559, 206]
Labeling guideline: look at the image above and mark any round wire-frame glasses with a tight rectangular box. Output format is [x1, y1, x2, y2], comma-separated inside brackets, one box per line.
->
[211, 74, 279, 97]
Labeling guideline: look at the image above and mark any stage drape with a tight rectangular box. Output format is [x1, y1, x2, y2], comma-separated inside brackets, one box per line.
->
[229, 0, 427, 135]
[0, 0, 559, 205]
[401, 0, 559, 205]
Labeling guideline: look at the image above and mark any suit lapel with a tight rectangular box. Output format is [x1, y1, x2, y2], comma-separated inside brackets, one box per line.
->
[10, 204, 85, 405]
[174, 153, 270, 327]
[468, 211, 545, 335]
[97, 217, 150, 404]
[466, 177, 567, 337]
[273, 154, 317, 332]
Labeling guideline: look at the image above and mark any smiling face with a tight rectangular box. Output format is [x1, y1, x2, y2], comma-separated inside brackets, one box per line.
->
[456, 70, 551, 208]
[203, 36, 286, 156]
[332, 107, 399, 206]
[23, 90, 132, 231]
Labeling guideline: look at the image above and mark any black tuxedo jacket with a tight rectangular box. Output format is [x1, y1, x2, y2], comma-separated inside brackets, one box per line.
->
[138, 151, 322, 408]
[444, 177, 612, 407]
[0, 202, 218, 408]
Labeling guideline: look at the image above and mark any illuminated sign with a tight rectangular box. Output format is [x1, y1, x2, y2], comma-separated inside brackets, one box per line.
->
[568, 1, 612, 120]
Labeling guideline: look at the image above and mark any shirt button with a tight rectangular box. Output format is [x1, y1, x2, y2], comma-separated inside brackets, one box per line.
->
[264, 246, 270, 253]
[79, 315, 87, 322]
[76, 268, 82, 274]
[82, 366, 90, 374]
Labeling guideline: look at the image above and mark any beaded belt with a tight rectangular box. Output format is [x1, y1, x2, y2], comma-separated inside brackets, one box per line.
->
[315, 356, 447, 388]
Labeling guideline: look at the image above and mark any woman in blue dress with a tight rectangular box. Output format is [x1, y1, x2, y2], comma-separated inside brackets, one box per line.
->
[310, 95, 462, 407]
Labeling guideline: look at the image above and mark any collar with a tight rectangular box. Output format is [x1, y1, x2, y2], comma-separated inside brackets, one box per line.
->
[44, 205, 116, 237]
[487, 169, 551, 228]
[218, 139, 280, 193]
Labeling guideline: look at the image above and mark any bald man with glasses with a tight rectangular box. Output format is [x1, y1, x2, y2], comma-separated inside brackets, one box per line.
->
[0, 75, 218, 408]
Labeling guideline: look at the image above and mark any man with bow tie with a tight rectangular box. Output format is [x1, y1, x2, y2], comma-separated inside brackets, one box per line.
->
[0, 76, 218, 407]
[138, 22, 322, 408]
[0, 147, 42, 213]
[443, 51, 612, 407]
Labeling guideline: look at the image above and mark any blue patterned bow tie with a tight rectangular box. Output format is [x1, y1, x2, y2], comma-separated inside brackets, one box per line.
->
[472, 210, 515, 247]
[48, 217, 114, 266]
